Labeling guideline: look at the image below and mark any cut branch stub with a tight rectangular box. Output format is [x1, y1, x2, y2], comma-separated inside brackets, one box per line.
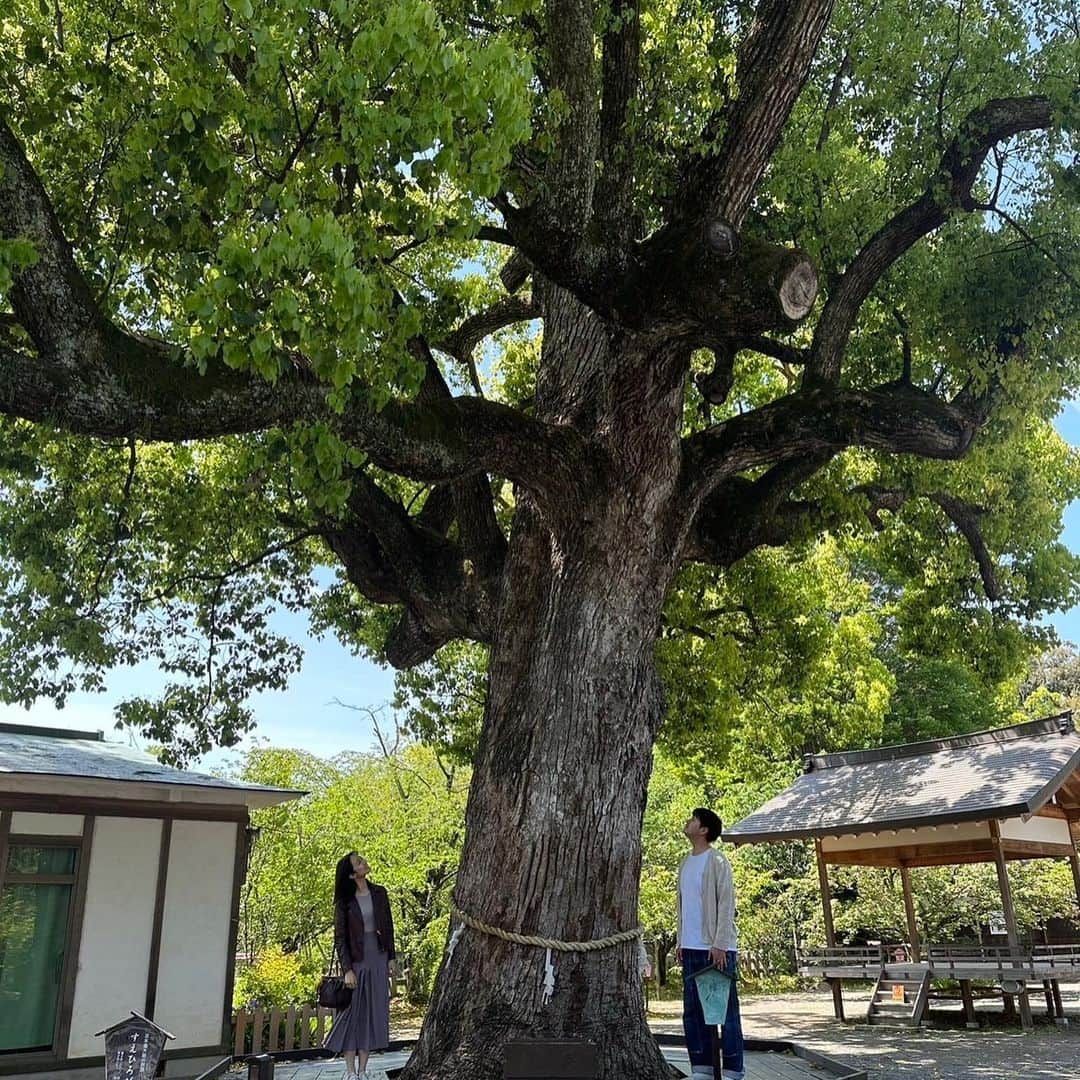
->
[706, 219, 739, 257]
[778, 258, 819, 321]
[500, 250, 532, 294]
[635, 222, 819, 334]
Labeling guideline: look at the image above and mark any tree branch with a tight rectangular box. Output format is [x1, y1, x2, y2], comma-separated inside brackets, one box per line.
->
[676, 0, 836, 229]
[0, 119, 588, 510]
[631, 229, 819, 335]
[544, 0, 600, 232]
[681, 381, 982, 509]
[595, 0, 641, 252]
[686, 467, 1002, 606]
[683, 454, 833, 566]
[733, 334, 809, 368]
[807, 95, 1055, 385]
[856, 485, 1001, 601]
[499, 250, 532, 294]
[409, 332, 508, 590]
[433, 295, 540, 387]
[322, 471, 497, 668]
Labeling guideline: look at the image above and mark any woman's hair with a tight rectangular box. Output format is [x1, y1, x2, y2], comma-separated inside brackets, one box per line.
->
[333, 852, 358, 908]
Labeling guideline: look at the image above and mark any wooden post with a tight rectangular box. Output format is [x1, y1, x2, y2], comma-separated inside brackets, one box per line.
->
[1069, 845, 1080, 912]
[960, 980, 977, 1029]
[990, 821, 1034, 1030]
[1051, 980, 1067, 1025]
[711, 1026, 723, 1078]
[898, 863, 921, 962]
[815, 839, 845, 1021]
[1043, 980, 1055, 1017]
[233, 1010, 249, 1057]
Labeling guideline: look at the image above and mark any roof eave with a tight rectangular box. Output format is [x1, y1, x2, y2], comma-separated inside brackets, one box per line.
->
[0, 770, 306, 808]
[1022, 741, 1080, 820]
[724, 800, 1034, 846]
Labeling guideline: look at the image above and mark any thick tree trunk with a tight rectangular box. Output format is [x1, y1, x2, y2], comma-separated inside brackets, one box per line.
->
[400, 299, 686, 1079]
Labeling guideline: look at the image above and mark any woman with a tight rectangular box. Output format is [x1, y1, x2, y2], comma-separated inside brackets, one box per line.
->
[325, 852, 396, 1080]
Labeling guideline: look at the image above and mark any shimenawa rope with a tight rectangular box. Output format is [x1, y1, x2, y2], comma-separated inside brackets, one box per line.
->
[445, 905, 643, 1007]
[450, 905, 643, 951]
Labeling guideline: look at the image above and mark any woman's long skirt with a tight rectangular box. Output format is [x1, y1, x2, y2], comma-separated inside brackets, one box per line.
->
[324, 932, 391, 1053]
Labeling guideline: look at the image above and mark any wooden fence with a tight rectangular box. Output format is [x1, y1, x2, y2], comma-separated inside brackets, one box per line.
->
[232, 1005, 337, 1056]
[739, 948, 796, 980]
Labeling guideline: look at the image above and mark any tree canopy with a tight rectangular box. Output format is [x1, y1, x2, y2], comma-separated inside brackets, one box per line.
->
[2, 2, 1078, 763]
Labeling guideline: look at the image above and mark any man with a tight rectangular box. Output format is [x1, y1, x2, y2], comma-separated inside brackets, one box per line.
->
[676, 807, 744, 1080]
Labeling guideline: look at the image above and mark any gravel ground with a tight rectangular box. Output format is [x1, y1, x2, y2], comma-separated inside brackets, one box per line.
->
[649, 987, 1080, 1079]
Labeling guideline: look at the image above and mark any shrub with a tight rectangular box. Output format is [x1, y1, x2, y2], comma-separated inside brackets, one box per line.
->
[234, 946, 319, 1011]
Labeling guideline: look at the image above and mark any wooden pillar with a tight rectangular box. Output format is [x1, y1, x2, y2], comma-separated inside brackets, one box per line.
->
[1043, 980, 1055, 1017]
[960, 980, 978, 1029]
[990, 821, 1034, 1030]
[898, 863, 921, 962]
[1069, 840, 1080, 913]
[815, 839, 845, 1021]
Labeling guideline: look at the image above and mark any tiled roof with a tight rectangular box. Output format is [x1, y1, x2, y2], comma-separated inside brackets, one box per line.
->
[0, 724, 302, 805]
[725, 714, 1080, 843]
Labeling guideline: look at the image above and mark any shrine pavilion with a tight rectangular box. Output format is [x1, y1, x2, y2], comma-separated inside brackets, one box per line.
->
[725, 713, 1080, 1029]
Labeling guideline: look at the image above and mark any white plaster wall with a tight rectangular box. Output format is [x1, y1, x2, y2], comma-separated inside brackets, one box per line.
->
[999, 814, 1073, 846]
[9, 811, 84, 835]
[67, 817, 161, 1057]
[152, 820, 238, 1049]
[821, 820, 990, 853]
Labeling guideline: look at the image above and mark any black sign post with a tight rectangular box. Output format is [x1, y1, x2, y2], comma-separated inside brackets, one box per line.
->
[503, 1039, 597, 1079]
[95, 1011, 175, 1080]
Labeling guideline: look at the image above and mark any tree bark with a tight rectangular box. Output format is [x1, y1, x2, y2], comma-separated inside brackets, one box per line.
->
[401, 299, 686, 1079]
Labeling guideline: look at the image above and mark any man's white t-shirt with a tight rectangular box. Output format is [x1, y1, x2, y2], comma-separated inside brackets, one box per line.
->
[679, 850, 712, 949]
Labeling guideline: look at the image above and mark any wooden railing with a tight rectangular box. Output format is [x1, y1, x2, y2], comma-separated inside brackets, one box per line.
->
[926, 944, 1080, 975]
[232, 1005, 337, 1056]
[800, 942, 1080, 978]
[799, 945, 886, 973]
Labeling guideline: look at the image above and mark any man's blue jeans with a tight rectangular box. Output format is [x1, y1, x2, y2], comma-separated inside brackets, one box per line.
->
[681, 948, 744, 1078]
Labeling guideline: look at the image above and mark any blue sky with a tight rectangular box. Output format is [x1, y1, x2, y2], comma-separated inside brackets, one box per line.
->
[6, 408, 1080, 767]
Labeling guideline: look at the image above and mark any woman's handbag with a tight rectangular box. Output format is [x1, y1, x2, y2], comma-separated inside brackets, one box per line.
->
[317, 952, 354, 1010]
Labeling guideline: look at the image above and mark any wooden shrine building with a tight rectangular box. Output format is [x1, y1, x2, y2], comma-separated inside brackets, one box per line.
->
[725, 713, 1080, 1029]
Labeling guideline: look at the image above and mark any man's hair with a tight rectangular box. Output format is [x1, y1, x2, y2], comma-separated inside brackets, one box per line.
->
[692, 808, 723, 843]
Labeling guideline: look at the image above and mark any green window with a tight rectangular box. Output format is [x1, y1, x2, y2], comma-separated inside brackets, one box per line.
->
[0, 844, 79, 1053]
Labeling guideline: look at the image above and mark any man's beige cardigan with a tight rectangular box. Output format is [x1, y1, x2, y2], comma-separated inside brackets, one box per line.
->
[675, 846, 739, 952]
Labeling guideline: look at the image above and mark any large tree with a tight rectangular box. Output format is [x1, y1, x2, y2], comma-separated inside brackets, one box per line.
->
[2, 1, 1080, 1075]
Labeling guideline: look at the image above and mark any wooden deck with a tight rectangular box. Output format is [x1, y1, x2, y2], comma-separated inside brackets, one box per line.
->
[270, 1045, 847, 1079]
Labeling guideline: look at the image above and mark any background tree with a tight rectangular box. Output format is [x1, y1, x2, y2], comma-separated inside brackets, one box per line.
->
[1022, 643, 1080, 715]
[2, 1, 1080, 1075]
[235, 741, 469, 1005]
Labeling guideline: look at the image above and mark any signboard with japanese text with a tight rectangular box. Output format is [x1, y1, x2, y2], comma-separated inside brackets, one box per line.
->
[96, 1012, 174, 1080]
